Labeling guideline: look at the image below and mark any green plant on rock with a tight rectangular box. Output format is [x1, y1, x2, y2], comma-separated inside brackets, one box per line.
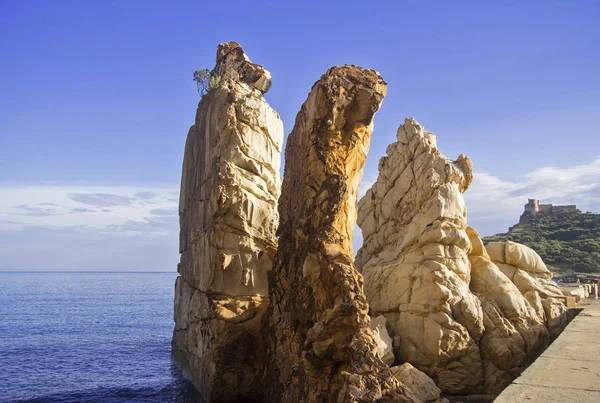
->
[193, 68, 220, 97]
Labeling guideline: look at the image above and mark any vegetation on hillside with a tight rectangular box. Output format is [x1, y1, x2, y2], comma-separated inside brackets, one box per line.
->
[483, 210, 600, 273]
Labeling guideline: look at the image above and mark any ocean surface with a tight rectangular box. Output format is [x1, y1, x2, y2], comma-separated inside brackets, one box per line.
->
[0, 272, 203, 403]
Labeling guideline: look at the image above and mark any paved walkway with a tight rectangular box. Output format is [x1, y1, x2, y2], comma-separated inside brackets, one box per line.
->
[495, 302, 600, 402]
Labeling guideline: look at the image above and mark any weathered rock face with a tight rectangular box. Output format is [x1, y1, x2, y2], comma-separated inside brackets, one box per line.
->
[371, 315, 395, 366]
[356, 118, 554, 395]
[172, 42, 283, 402]
[262, 65, 416, 402]
[486, 241, 570, 338]
[173, 42, 569, 401]
[466, 228, 549, 393]
[357, 118, 485, 394]
[391, 363, 444, 403]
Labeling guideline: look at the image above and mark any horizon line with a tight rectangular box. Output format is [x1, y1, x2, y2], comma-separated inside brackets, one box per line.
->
[0, 270, 177, 273]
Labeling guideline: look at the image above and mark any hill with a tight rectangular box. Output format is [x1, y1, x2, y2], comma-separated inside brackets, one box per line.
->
[483, 200, 600, 273]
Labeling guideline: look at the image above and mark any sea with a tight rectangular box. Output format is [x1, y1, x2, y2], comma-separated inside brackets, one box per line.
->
[0, 272, 203, 403]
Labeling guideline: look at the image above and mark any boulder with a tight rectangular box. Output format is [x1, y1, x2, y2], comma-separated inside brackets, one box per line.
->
[390, 363, 445, 403]
[583, 284, 591, 298]
[371, 315, 395, 366]
[466, 227, 549, 393]
[485, 241, 571, 338]
[561, 285, 586, 301]
[172, 42, 283, 402]
[486, 242, 564, 299]
[542, 297, 571, 338]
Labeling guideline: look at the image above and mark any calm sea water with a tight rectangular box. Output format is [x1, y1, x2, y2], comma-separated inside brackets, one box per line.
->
[0, 272, 203, 403]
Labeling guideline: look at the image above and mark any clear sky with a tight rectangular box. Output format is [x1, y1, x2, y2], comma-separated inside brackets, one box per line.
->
[1, 0, 598, 271]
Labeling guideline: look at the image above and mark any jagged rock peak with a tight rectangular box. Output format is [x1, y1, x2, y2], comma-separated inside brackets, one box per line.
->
[356, 117, 473, 271]
[356, 118, 483, 394]
[215, 41, 272, 93]
[356, 118, 563, 395]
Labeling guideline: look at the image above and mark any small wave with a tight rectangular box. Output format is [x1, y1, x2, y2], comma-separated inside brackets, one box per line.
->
[11, 381, 204, 403]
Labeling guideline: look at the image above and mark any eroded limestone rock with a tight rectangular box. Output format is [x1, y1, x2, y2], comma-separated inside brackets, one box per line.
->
[486, 241, 570, 338]
[357, 118, 484, 394]
[357, 118, 554, 395]
[390, 363, 445, 403]
[172, 42, 283, 402]
[466, 228, 549, 393]
[371, 315, 395, 366]
[262, 65, 416, 402]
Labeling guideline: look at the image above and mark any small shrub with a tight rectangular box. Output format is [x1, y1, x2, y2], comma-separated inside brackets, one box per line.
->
[193, 68, 220, 97]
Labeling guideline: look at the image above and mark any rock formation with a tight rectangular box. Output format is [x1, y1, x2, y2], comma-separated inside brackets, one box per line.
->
[262, 66, 425, 402]
[356, 118, 484, 394]
[172, 42, 573, 402]
[485, 241, 571, 338]
[172, 42, 283, 402]
[371, 315, 395, 366]
[466, 228, 549, 393]
[391, 363, 444, 403]
[356, 118, 557, 395]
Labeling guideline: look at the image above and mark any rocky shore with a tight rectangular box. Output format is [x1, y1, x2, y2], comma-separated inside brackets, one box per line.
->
[172, 42, 577, 402]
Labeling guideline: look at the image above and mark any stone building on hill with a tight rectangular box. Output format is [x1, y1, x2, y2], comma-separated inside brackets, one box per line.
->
[520, 199, 579, 222]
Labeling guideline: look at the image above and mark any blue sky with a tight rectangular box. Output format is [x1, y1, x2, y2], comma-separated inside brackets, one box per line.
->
[1, 0, 599, 271]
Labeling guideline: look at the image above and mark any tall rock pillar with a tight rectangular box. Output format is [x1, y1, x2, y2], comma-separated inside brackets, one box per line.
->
[263, 66, 411, 402]
[172, 42, 283, 402]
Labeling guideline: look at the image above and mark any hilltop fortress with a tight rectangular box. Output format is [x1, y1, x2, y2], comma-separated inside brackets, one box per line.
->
[520, 199, 579, 222]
